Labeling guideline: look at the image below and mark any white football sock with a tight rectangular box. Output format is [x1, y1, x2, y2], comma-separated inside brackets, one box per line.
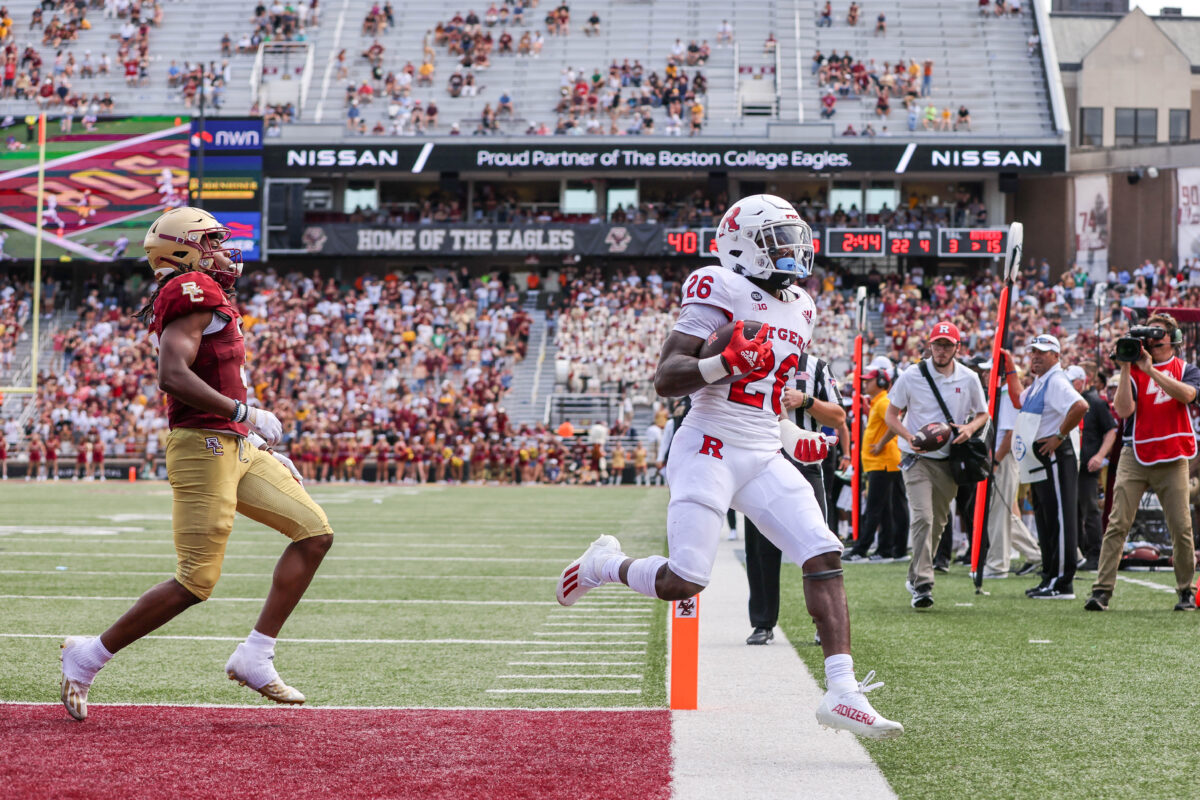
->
[599, 553, 627, 585]
[824, 653, 857, 696]
[244, 629, 277, 657]
[625, 555, 669, 599]
[65, 636, 113, 684]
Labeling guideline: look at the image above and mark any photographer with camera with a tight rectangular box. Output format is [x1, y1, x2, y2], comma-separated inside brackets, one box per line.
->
[1086, 314, 1199, 612]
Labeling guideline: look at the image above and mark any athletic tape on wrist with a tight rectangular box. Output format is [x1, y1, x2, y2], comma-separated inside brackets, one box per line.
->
[698, 355, 730, 384]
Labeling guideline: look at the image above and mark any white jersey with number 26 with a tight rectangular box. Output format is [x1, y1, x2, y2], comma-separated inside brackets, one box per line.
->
[674, 264, 816, 452]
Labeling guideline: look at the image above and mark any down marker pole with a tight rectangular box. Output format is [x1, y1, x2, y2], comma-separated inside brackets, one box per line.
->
[669, 595, 699, 710]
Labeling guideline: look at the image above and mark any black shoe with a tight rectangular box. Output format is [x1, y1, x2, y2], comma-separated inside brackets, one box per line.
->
[1015, 561, 1041, 577]
[746, 627, 774, 645]
[1028, 585, 1075, 600]
[954, 553, 971, 565]
[1079, 559, 1099, 572]
[1174, 589, 1196, 611]
[1025, 581, 1049, 597]
[1084, 591, 1110, 611]
[933, 559, 950, 574]
[906, 580, 934, 609]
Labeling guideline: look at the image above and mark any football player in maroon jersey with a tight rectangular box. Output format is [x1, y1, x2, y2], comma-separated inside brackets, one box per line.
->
[59, 207, 334, 722]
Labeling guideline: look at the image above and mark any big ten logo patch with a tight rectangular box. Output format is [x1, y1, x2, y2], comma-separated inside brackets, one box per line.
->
[675, 596, 698, 618]
[699, 435, 724, 459]
[204, 437, 224, 456]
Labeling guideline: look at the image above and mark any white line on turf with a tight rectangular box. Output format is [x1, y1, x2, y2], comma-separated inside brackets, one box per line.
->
[535, 633, 648, 638]
[0, 633, 649, 646]
[0, 552, 567, 563]
[485, 689, 642, 695]
[521, 650, 645, 656]
[496, 674, 643, 679]
[0, 594, 558, 607]
[1117, 575, 1175, 594]
[0, 569, 553, 580]
[0, 538, 584, 551]
[541, 622, 647, 627]
[507, 661, 641, 666]
[0, 700, 657, 712]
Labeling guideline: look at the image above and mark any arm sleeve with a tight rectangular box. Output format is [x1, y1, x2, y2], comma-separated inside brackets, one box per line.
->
[887, 369, 910, 411]
[672, 301, 732, 339]
[678, 265, 734, 317]
[1181, 363, 1200, 403]
[967, 373, 989, 416]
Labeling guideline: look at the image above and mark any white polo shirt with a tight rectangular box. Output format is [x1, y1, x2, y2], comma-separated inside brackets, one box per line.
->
[1019, 363, 1084, 439]
[889, 358, 989, 459]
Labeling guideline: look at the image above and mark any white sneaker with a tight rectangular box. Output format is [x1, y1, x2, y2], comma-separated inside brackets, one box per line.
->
[556, 534, 624, 607]
[60, 636, 93, 721]
[815, 670, 904, 739]
[727, 528, 738, 541]
[225, 644, 306, 705]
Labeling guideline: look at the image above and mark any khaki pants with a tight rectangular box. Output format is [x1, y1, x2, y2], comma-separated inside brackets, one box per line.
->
[902, 456, 957, 589]
[985, 452, 1040, 574]
[1093, 446, 1196, 595]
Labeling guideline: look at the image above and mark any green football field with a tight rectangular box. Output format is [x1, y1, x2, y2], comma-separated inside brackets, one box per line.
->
[1, 482, 1197, 799]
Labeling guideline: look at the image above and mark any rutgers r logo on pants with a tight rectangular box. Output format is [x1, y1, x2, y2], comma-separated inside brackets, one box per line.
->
[699, 435, 724, 459]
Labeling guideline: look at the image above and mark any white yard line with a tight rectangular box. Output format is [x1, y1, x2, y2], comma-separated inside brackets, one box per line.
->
[1116, 575, 1176, 593]
[0, 632, 647, 646]
[533, 631, 648, 637]
[0, 593, 556, 607]
[542, 622, 647, 627]
[0, 569, 552, 580]
[508, 661, 642, 666]
[497, 674, 643, 679]
[0, 552, 566, 563]
[0, 700, 656, 712]
[486, 688, 642, 695]
[670, 536, 897, 800]
[522, 650, 646, 656]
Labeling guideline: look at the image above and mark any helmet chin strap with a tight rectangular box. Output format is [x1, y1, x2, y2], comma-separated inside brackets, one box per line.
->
[749, 272, 795, 292]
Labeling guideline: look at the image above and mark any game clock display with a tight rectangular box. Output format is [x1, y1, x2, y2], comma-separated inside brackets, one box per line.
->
[937, 228, 1007, 257]
[825, 228, 885, 257]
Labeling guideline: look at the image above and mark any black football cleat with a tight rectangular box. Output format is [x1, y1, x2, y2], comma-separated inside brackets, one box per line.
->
[1084, 591, 1110, 611]
[746, 627, 774, 645]
[1174, 589, 1196, 611]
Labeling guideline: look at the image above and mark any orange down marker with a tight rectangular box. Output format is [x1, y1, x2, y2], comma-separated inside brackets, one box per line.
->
[669, 595, 699, 710]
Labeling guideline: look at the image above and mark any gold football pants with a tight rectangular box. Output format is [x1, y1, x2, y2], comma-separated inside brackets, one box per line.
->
[166, 429, 333, 600]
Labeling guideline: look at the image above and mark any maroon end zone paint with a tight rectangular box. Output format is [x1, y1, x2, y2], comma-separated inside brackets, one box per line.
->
[1, 705, 671, 800]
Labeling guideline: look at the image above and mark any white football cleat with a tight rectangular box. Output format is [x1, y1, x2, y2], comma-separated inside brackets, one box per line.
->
[225, 644, 306, 705]
[815, 670, 904, 739]
[60, 636, 93, 722]
[556, 534, 624, 606]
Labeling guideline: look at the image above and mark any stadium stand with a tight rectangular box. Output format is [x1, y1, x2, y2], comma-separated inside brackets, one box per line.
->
[0, 0, 1060, 136]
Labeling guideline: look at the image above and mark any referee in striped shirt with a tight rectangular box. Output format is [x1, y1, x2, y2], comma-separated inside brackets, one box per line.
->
[743, 352, 850, 645]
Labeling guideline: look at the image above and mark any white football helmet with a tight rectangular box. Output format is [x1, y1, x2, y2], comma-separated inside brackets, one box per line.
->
[714, 194, 815, 288]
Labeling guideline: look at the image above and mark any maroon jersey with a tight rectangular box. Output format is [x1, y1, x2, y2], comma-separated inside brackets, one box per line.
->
[150, 272, 248, 435]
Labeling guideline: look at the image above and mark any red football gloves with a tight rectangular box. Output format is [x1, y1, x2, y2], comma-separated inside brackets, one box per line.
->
[721, 321, 773, 376]
[780, 419, 833, 464]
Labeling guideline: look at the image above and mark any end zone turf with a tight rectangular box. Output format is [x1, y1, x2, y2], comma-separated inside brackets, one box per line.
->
[0, 704, 671, 800]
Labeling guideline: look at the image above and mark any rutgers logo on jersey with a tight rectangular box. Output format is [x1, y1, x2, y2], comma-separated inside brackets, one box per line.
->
[681, 266, 816, 451]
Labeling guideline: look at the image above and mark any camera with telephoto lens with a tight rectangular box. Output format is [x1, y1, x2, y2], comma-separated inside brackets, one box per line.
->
[1113, 326, 1166, 363]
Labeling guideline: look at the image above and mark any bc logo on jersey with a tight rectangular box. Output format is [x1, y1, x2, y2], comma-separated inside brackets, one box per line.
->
[204, 437, 224, 456]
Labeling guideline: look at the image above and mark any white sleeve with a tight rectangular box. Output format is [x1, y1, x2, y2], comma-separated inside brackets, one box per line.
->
[673, 302, 731, 339]
[1049, 373, 1085, 411]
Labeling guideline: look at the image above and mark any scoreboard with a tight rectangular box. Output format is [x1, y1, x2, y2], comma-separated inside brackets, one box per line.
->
[665, 226, 1006, 259]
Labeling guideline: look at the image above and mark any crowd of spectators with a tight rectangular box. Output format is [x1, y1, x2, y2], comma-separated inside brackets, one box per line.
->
[543, 58, 708, 137]
[0, 274, 32, 381]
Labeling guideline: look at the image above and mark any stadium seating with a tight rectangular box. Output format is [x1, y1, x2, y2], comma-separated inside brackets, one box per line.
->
[0, 0, 1057, 136]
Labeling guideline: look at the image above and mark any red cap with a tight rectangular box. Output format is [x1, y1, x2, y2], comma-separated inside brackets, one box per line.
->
[929, 321, 960, 343]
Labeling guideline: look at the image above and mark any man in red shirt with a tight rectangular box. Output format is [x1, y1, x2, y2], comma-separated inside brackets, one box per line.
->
[1087, 314, 1199, 611]
[59, 207, 334, 721]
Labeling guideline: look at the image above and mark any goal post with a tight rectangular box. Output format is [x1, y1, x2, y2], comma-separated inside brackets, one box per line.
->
[0, 114, 45, 395]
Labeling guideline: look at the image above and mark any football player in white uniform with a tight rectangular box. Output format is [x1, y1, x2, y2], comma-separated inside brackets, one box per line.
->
[556, 195, 903, 739]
